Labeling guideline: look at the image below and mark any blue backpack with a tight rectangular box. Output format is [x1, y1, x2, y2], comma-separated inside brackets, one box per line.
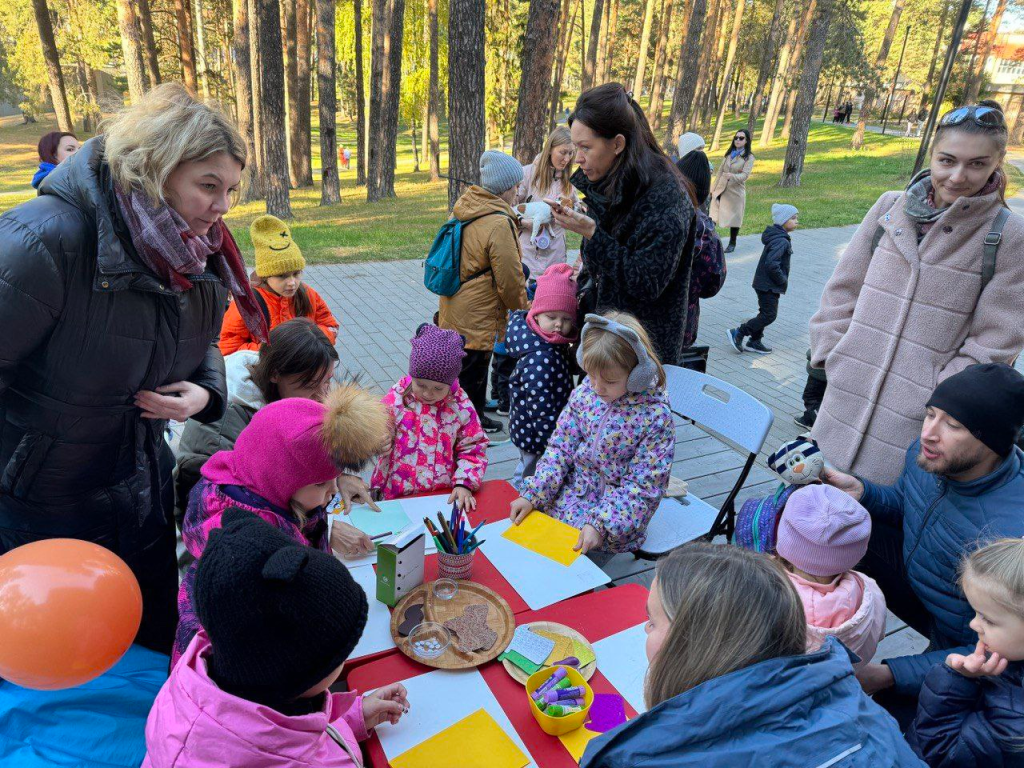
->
[424, 212, 515, 297]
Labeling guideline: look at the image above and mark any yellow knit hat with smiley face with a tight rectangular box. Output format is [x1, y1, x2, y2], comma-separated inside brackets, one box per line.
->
[251, 215, 306, 277]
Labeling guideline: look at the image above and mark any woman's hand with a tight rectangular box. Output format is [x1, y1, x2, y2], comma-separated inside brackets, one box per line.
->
[855, 662, 894, 695]
[362, 683, 410, 729]
[573, 523, 603, 554]
[336, 474, 380, 515]
[135, 381, 211, 421]
[947, 641, 1008, 678]
[820, 466, 865, 501]
[518, 217, 534, 231]
[448, 485, 476, 511]
[509, 497, 533, 524]
[545, 198, 596, 239]
[330, 520, 375, 558]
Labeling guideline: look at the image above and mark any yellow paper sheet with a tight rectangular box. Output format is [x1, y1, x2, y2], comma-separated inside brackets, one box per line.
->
[559, 725, 602, 763]
[501, 511, 581, 566]
[572, 638, 597, 668]
[534, 629, 574, 665]
[391, 708, 529, 768]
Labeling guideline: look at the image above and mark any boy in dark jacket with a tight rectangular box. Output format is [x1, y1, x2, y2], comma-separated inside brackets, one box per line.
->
[728, 203, 798, 355]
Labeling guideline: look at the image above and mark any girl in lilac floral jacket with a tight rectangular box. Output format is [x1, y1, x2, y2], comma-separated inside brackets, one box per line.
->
[510, 312, 674, 554]
[371, 325, 489, 509]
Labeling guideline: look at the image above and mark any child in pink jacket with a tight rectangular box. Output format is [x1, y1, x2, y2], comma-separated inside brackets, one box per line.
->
[775, 484, 887, 670]
[371, 324, 488, 509]
[144, 509, 409, 767]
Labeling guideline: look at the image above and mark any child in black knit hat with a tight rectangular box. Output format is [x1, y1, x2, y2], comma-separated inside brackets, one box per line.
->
[143, 509, 409, 768]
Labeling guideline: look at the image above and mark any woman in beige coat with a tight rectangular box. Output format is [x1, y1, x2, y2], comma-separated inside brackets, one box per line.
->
[710, 128, 755, 252]
[809, 105, 1024, 485]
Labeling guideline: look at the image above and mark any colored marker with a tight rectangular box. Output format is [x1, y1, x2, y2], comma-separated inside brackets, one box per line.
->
[369, 531, 393, 541]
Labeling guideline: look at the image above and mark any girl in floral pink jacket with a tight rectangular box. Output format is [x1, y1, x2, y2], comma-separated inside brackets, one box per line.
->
[510, 312, 674, 554]
[371, 325, 488, 509]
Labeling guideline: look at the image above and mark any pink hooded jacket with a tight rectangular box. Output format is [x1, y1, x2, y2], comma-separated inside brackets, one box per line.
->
[144, 633, 368, 768]
[787, 570, 888, 671]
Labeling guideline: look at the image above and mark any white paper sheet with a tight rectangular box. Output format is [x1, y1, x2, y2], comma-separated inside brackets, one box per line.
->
[348, 562, 397, 660]
[592, 623, 649, 714]
[478, 519, 610, 610]
[376, 667, 538, 766]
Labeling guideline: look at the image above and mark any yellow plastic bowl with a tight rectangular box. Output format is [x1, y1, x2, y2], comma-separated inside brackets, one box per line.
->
[525, 665, 594, 736]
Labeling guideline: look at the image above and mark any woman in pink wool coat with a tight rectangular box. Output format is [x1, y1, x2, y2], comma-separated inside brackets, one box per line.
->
[372, 324, 489, 509]
[775, 484, 888, 670]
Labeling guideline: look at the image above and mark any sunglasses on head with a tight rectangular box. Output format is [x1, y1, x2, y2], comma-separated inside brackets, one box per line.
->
[939, 105, 1005, 128]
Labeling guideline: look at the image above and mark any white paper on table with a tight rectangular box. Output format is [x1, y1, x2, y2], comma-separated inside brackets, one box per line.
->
[347, 562, 396, 660]
[375, 667, 538, 767]
[329, 511, 438, 569]
[592, 622, 649, 714]
[477, 519, 610, 610]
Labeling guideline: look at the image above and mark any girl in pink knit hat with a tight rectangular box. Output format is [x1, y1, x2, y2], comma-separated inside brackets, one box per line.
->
[173, 384, 389, 665]
[371, 324, 489, 509]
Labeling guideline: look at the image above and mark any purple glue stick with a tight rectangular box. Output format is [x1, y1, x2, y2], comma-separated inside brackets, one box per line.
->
[544, 686, 586, 703]
[531, 667, 568, 700]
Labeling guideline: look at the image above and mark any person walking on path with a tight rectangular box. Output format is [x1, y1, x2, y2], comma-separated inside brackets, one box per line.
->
[546, 83, 696, 366]
[809, 104, 1024, 486]
[0, 83, 267, 654]
[822, 364, 1024, 726]
[728, 204, 798, 355]
[710, 128, 755, 253]
[437, 151, 529, 431]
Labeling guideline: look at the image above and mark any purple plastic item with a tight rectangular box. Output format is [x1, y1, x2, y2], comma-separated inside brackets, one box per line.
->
[586, 693, 627, 733]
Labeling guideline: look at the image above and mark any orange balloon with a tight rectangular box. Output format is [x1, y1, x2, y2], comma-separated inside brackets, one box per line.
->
[0, 539, 142, 690]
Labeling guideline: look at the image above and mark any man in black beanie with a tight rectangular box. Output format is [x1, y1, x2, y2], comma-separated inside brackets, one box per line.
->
[822, 363, 1024, 726]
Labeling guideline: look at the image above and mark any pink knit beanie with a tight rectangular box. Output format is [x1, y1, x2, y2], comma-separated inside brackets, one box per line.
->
[775, 484, 872, 577]
[528, 263, 579, 321]
[408, 324, 465, 386]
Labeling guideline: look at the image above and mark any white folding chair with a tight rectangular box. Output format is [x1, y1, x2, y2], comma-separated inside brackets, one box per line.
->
[636, 365, 774, 559]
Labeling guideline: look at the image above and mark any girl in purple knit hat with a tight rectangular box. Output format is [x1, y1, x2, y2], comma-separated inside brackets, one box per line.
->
[371, 324, 489, 509]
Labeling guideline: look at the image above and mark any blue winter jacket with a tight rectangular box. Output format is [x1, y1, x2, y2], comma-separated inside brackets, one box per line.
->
[906, 661, 1024, 767]
[580, 638, 925, 768]
[860, 442, 1024, 695]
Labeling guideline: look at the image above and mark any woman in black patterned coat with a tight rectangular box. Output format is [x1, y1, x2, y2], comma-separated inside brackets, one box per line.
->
[547, 83, 696, 365]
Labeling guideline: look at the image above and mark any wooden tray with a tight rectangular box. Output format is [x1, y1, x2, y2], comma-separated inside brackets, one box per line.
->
[501, 620, 598, 683]
[390, 580, 514, 669]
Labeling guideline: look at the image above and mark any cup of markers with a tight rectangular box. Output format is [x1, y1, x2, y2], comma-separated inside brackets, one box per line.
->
[423, 504, 486, 581]
[525, 665, 594, 736]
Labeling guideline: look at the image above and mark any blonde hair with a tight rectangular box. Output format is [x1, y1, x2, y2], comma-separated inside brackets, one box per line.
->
[961, 538, 1024, 619]
[102, 82, 247, 203]
[531, 127, 574, 200]
[646, 543, 806, 709]
[580, 311, 666, 389]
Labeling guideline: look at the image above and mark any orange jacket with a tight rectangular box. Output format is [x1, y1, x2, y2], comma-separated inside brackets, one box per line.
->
[218, 284, 339, 355]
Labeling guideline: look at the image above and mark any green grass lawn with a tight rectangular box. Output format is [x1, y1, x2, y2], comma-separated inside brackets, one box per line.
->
[3, 109, 1017, 263]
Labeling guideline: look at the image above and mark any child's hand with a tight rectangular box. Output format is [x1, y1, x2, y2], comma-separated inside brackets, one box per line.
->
[509, 497, 533, 524]
[362, 683, 410, 729]
[448, 485, 476, 511]
[330, 521, 375, 558]
[946, 641, 1008, 678]
[573, 523, 603, 554]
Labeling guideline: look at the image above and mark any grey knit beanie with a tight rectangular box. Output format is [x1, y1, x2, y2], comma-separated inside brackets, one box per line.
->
[772, 203, 799, 227]
[479, 151, 523, 195]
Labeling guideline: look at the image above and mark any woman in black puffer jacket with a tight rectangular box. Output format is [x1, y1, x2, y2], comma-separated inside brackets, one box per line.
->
[550, 83, 696, 365]
[0, 84, 267, 654]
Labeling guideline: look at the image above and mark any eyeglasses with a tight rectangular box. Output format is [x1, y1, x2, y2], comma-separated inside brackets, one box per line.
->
[939, 105, 1005, 128]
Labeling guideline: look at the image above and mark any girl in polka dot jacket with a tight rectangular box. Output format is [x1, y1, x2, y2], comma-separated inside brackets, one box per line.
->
[371, 324, 489, 510]
[507, 263, 579, 488]
[509, 312, 675, 554]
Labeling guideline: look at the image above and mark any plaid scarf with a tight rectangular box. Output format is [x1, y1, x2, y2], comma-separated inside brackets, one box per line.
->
[115, 187, 268, 343]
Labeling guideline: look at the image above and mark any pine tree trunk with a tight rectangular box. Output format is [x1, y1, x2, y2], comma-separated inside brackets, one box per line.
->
[746, 0, 785, 133]
[851, 0, 906, 149]
[138, 0, 162, 86]
[694, 0, 724, 131]
[367, 0, 385, 192]
[966, 0, 1007, 103]
[596, 0, 613, 83]
[32, 0, 73, 131]
[283, 0, 301, 187]
[193, 0, 211, 98]
[116, 0, 148, 102]
[632, 0, 658, 96]
[234, 0, 262, 201]
[249, 0, 265, 177]
[780, 78, 799, 139]
[175, 0, 199, 93]
[647, 0, 674, 125]
[411, 116, 420, 171]
[427, 0, 440, 180]
[512, 0, 560, 163]
[421, 0, 430, 166]
[710, 0, 744, 151]
[773, 0, 815, 142]
[779, 0, 834, 187]
[296, 0, 314, 186]
[448, 0, 485, 209]
[758, 3, 799, 146]
[664, 0, 707, 148]
[582, 0, 604, 91]
[367, 0, 405, 201]
[549, 0, 582, 132]
[1010, 93, 1024, 145]
[354, 0, 367, 185]
[76, 61, 101, 131]
[317, 0, 341, 205]
[919, 0, 949, 115]
[255, 0, 294, 217]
